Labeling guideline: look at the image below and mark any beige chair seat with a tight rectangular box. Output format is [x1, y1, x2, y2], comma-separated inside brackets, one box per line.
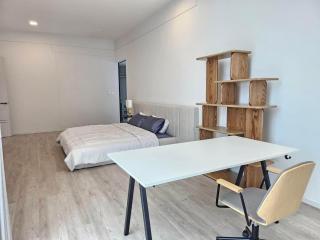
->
[220, 188, 267, 225]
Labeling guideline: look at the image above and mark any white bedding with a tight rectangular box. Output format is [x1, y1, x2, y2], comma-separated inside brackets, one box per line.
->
[57, 123, 159, 171]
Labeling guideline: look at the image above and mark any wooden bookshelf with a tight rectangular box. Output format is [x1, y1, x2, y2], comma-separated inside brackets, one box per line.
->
[196, 49, 278, 188]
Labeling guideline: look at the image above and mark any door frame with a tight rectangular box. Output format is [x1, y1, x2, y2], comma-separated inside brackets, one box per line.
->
[118, 60, 127, 122]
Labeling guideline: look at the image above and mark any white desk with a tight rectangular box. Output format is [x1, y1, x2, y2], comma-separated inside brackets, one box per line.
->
[108, 136, 297, 240]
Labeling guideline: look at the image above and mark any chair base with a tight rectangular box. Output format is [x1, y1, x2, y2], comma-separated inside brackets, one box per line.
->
[216, 225, 260, 240]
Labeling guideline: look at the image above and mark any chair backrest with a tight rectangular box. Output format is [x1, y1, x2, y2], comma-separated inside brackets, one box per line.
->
[257, 161, 315, 225]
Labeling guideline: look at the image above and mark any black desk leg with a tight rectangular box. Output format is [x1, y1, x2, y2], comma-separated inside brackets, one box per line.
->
[261, 161, 271, 189]
[236, 165, 246, 186]
[139, 185, 152, 240]
[124, 177, 135, 235]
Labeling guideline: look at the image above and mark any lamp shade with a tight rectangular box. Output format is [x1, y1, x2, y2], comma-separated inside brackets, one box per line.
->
[126, 100, 133, 108]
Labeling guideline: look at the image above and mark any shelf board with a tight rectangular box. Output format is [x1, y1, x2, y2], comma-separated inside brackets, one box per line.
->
[196, 50, 251, 61]
[198, 126, 244, 136]
[214, 77, 279, 84]
[196, 103, 277, 109]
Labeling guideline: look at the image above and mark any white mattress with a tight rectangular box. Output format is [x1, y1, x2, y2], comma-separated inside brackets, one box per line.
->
[57, 123, 159, 171]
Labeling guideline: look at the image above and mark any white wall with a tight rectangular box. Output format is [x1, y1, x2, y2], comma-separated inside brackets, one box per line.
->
[0, 32, 119, 134]
[116, 0, 320, 208]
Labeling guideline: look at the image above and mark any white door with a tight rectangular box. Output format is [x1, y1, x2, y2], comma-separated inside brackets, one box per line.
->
[0, 58, 11, 137]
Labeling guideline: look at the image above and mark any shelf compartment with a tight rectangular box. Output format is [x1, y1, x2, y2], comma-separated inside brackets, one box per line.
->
[199, 128, 213, 140]
[214, 77, 279, 84]
[196, 50, 251, 61]
[197, 126, 244, 136]
[196, 103, 277, 109]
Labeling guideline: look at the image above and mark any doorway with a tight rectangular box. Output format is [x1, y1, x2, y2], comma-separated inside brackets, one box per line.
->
[118, 60, 127, 122]
[0, 57, 12, 137]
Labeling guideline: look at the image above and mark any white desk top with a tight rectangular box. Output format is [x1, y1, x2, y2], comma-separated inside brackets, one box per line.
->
[108, 136, 298, 188]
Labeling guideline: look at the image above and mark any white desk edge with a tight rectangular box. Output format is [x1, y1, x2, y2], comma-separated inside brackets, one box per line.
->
[109, 137, 299, 188]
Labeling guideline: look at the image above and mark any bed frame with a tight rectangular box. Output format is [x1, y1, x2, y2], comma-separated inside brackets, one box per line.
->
[64, 101, 199, 170]
[133, 101, 199, 144]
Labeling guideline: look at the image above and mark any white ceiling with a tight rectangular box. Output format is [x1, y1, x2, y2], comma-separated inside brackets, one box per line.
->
[0, 0, 172, 40]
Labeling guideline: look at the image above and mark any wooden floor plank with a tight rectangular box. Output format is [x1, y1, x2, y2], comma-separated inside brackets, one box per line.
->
[2, 132, 320, 240]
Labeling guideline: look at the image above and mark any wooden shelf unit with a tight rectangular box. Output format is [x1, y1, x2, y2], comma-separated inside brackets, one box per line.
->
[196, 49, 277, 187]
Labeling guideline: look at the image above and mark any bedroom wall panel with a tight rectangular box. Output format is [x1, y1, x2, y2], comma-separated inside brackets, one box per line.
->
[0, 42, 61, 134]
[115, 0, 320, 208]
[54, 49, 118, 129]
[0, 32, 119, 134]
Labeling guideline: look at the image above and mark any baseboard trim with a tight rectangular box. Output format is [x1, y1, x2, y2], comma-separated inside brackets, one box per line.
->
[303, 198, 320, 209]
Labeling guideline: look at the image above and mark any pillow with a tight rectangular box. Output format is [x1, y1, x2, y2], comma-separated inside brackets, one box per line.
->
[152, 115, 169, 134]
[140, 116, 165, 133]
[158, 119, 169, 134]
[128, 113, 147, 127]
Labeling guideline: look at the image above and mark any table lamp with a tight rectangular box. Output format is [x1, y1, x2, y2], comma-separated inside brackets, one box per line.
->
[126, 100, 134, 116]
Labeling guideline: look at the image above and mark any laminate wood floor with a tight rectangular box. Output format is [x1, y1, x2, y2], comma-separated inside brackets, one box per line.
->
[2, 132, 320, 240]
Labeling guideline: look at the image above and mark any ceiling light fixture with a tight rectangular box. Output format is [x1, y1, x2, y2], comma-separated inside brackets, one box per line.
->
[29, 20, 38, 26]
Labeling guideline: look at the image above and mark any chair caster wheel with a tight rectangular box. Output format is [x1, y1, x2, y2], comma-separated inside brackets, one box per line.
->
[242, 229, 250, 238]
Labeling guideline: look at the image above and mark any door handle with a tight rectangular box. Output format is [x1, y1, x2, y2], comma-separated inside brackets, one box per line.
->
[0, 102, 8, 105]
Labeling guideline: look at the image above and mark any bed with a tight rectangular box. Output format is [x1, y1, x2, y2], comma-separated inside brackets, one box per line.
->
[57, 101, 199, 171]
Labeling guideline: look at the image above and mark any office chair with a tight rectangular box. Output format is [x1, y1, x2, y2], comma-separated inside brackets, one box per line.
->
[215, 161, 315, 240]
